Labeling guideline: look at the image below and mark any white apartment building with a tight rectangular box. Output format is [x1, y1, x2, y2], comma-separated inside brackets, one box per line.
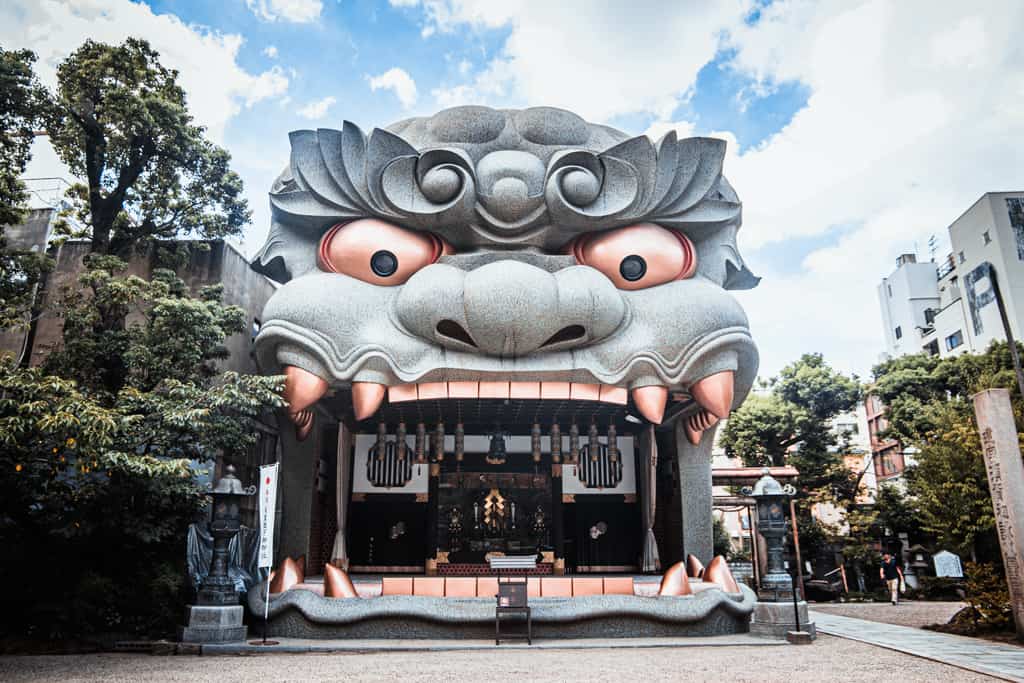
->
[878, 192, 1024, 359]
[878, 253, 941, 357]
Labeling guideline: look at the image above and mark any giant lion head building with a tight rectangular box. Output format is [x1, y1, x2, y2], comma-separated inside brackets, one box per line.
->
[250, 106, 759, 626]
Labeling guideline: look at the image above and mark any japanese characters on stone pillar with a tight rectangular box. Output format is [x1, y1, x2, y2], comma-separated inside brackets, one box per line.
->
[972, 388, 1024, 637]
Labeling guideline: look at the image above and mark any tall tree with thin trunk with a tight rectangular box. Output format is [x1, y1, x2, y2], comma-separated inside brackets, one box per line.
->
[45, 38, 249, 255]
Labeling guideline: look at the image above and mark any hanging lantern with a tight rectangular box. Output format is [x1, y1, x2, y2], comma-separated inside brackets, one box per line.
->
[569, 422, 580, 464]
[486, 426, 508, 465]
[434, 422, 445, 462]
[376, 422, 387, 460]
[455, 422, 465, 462]
[550, 423, 562, 463]
[588, 422, 600, 462]
[531, 423, 542, 463]
[396, 421, 407, 460]
[414, 422, 426, 463]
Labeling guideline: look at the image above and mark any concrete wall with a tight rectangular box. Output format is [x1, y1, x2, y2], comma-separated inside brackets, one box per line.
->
[1, 238, 275, 374]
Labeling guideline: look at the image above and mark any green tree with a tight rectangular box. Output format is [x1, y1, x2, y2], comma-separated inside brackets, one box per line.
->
[0, 258, 283, 639]
[1, 45, 47, 227]
[721, 354, 863, 559]
[0, 39, 281, 642]
[902, 405, 995, 561]
[713, 515, 732, 559]
[841, 505, 882, 590]
[45, 38, 249, 255]
[873, 482, 921, 539]
[0, 231, 51, 333]
[0, 46, 51, 333]
[869, 344, 1024, 562]
[721, 354, 862, 498]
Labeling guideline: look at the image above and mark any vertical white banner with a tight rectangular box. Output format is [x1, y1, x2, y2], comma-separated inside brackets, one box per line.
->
[258, 463, 279, 569]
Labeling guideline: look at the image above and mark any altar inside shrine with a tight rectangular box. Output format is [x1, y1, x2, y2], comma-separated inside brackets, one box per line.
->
[341, 414, 642, 577]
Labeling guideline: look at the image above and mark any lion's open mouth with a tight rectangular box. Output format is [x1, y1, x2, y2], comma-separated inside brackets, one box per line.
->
[281, 367, 735, 446]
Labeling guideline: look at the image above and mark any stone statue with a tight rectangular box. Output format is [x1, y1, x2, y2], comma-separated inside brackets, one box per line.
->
[252, 106, 759, 444]
[446, 506, 463, 552]
[531, 505, 547, 540]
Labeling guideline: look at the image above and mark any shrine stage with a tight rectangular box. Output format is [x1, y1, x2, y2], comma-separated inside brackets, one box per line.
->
[247, 574, 756, 640]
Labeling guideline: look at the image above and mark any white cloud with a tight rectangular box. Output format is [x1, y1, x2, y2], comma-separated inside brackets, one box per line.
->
[297, 95, 337, 120]
[368, 67, 419, 109]
[246, 0, 322, 23]
[263, 45, 279, 59]
[401, 0, 749, 121]
[713, 0, 1024, 377]
[0, 0, 290, 143]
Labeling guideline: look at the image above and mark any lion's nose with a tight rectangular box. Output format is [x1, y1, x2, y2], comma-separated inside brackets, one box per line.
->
[461, 261, 563, 355]
[395, 261, 625, 357]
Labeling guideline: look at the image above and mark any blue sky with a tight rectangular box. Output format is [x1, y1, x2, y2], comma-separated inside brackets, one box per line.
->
[5, 0, 1024, 381]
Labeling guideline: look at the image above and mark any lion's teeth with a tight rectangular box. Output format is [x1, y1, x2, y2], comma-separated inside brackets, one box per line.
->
[352, 382, 387, 420]
[631, 385, 668, 424]
[685, 409, 720, 445]
[284, 366, 328, 415]
[690, 371, 734, 419]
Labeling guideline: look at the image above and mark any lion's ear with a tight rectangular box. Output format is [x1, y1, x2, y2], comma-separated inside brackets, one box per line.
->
[724, 260, 761, 290]
[251, 216, 319, 284]
[251, 123, 385, 284]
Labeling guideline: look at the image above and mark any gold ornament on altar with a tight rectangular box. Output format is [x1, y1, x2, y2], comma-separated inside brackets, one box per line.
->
[482, 487, 507, 532]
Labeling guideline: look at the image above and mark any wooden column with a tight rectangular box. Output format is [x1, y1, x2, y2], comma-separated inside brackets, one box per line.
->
[551, 463, 565, 574]
[425, 462, 440, 575]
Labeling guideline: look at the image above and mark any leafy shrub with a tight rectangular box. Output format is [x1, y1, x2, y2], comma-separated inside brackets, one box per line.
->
[907, 575, 964, 601]
[963, 562, 1012, 631]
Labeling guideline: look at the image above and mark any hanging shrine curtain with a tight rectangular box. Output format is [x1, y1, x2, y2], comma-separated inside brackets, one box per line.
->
[331, 423, 352, 569]
[641, 424, 661, 573]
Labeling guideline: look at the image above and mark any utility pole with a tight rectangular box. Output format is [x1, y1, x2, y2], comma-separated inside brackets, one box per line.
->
[989, 268, 1024, 400]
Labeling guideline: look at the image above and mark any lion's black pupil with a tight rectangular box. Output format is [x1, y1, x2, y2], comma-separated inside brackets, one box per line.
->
[370, 250, 398, 277]
[619, 255, 647, 281]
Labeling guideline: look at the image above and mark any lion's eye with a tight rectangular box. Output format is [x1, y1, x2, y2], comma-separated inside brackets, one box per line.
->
[318, 218, 449, 285]
[570, 223, 696, 290]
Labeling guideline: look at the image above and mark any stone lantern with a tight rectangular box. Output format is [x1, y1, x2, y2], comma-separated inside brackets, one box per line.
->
[743, 468, 816, 641]
[181, 464, 256, 644]
[743, 468, 796, 600]
[197, 464, 255, 605]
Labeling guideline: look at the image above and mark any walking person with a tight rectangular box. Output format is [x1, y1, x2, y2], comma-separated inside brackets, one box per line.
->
[879, 552, 904, 605]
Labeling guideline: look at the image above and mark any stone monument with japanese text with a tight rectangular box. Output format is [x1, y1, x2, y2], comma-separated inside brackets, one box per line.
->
[972, 388, 1024, 638]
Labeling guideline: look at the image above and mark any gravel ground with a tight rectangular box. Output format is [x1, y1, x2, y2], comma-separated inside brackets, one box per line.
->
[811, 601, 966, 628]
[0, 635, 998, 683]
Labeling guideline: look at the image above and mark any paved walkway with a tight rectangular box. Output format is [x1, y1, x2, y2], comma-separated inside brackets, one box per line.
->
[0, 635, 998, 682]
[811, 610, 1024, 682]
[201, 634, 784, 654]
[811, 600, 965, 628]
